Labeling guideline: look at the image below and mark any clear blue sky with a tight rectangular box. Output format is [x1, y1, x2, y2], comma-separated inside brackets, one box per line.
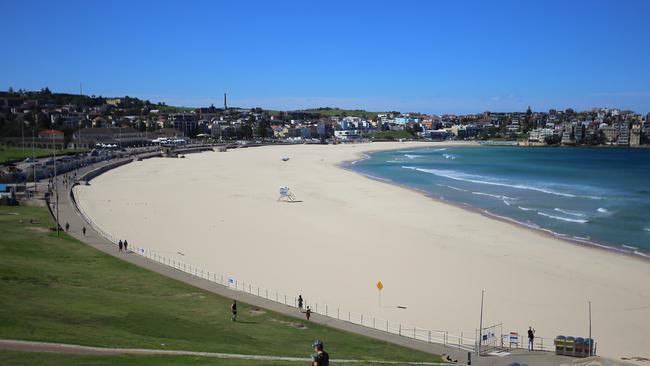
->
[3, 0, 649, 114]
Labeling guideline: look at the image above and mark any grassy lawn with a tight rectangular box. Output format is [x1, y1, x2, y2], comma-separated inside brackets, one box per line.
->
[0, 206, 440, 363]
[0, 350, 428, 366]
[0, 145, 87, 163]
[368, 131, 415, 140]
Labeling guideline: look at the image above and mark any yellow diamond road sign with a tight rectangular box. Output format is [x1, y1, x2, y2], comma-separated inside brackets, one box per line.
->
[376, 281, 383, 290]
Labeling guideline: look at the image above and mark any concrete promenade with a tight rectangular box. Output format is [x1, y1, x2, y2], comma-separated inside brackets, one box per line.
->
[50, 152, 576, 366]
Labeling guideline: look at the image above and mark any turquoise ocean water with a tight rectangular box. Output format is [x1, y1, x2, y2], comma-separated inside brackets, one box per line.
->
[351, 146, 650, 258]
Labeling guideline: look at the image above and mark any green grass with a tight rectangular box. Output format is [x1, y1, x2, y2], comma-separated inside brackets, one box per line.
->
[304, 108, 382, 119]
[368, 131, 415, 140]
[0, 206, 439, 363]
[0, 145, 87, 163]
[0, 350, 427, 366]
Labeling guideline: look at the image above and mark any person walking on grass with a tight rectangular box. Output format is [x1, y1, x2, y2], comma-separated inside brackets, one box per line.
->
[305, 306, 312, 321]
[82, 226, 86, 237]
[528, 326, 535, 351]
[231, 300, 238, 322]
[298, 294, 304, 310]
[310, 340, 329, 366]
[123, 240, 128, 252]
[118, 240, 123, 252]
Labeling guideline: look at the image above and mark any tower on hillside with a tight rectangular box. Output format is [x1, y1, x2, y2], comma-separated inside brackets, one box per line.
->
[224, 93, 228, 110]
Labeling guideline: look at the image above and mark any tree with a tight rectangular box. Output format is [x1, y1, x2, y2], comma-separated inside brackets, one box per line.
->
[544, 134, 561, 145]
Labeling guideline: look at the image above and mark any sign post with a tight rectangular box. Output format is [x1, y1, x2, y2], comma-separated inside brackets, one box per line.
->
[376, 281, 383, 307]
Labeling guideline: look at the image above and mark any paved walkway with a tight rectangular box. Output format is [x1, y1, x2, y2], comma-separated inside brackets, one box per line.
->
[50, 155, 576, 366]
[0, 339, 450, 365]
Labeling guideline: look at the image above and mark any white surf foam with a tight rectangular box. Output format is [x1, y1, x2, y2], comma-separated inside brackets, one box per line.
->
[402, 166, 587, 198]
[471, 191, 514, 201]
[537, 211, 589, 224]
[436, 184, 468, 192]
[404, 154, 423, 160]
[554, 208, 587, 218]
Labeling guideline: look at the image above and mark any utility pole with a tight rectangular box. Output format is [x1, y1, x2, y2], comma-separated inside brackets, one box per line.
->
[588, 301, 592, 356]
[478, 290, 484, 356]
[32, 127, 36, 197]
[53, 131, 59, 237]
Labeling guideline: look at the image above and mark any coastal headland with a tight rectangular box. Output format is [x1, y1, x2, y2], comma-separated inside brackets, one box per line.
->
[74, 142, 650, 360]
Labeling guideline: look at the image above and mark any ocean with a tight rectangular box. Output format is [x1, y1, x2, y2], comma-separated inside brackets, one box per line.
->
[351, 145, 650, 258]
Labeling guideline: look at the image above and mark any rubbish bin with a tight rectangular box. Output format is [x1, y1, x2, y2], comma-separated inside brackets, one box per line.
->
[554, 335, 566, 355]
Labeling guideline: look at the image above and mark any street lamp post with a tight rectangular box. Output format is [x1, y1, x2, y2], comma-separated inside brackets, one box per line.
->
[52, 131, 59, 237]
[478, 290, 485, 356]
[588, 301, 592, 356]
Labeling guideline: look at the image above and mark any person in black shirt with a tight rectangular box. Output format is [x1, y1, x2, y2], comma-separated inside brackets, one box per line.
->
[311, 340, 329, 366]
[527, 326, 535, 351]
[298, 295, 303, 310]
[231, 300, 238, 322]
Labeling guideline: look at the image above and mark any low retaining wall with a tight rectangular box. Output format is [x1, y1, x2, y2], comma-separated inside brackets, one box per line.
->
[78, 158, 134, 183]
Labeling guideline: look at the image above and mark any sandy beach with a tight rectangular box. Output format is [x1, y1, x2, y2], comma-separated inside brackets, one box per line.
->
[74, 142, 650, 359]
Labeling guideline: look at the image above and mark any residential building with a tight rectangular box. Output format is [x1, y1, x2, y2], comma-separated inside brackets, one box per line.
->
[73, 127, 146, 148]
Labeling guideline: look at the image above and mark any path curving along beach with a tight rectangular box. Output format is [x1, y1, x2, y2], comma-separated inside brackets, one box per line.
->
[73, 142, 650, 360]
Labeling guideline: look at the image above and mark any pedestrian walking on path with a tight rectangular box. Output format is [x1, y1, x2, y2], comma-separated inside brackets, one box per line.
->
[310, 340, 329, 366]
[123, 240, 128, 252]
[298, 295, 303, 310]
[231, 300, 238, 322]
[65, 222, 69, 232]
[82, 226, 86, 237]
[118, 240, 123, 252]
[527, 326, 535, 351]
[305, 306, 312, 321]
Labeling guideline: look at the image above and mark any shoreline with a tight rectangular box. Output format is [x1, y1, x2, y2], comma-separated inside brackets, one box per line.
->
[342, 146, 650, 263]
[73, 141, 650, 359]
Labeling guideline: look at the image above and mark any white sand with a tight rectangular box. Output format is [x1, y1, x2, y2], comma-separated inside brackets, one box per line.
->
[74, 142, 650, 359]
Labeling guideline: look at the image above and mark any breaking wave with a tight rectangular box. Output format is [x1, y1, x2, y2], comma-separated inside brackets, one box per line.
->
[537, 211, 589, 224]
[402, 166, 597, 199]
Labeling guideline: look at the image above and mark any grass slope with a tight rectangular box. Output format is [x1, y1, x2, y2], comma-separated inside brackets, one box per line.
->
[0, 206, 439, 364]
[0, 146, 86, 163]
[0, 350, 427, 366]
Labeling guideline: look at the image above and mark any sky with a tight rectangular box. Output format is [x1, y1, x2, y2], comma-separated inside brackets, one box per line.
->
[2, 0, 650, 114]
